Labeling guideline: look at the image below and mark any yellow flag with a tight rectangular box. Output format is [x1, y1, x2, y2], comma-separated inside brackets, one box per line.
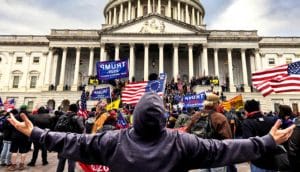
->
[221, 95, 244, 111]
[106, 99, 121, 111]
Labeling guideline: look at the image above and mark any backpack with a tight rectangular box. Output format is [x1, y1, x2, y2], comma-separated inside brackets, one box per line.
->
[190, 111, 214, 139]
[54, 113, 77, 132]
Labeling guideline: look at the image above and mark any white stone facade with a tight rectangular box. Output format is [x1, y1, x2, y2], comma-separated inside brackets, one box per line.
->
[0, 0, 300, 113]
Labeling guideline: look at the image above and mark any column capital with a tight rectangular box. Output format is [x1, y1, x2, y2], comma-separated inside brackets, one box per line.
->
[62, 47, 68, 51]
[227, 48, 233, 52]
[214, 48, 219, 52]
[158, 43, 164, 48]
[188, 43, 193, 48]
[75, 47, 81, 51]
[129, 43, 135, 48]
[241, 48, 247, 53]
[202, 44, 208, 48]
[173, 43, 179, 48]
[114, 43, 120, 47]
[100, 43, 105, 47]
[144, 43, 149, 47]
[89, 47, 95, 51]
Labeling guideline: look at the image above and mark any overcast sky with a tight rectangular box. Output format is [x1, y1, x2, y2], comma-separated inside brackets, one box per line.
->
[0, 0, 299, 36]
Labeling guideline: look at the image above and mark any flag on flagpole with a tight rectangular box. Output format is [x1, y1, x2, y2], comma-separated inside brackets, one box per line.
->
[78, 89, 88, 119]
[122, 79, 165, 105]
[252, 61, 300, 97]
[221, 95, 244, 111]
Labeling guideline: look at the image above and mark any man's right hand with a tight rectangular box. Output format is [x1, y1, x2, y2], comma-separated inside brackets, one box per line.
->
[269, 120, 295, 144]
[8, 113, 33, 137]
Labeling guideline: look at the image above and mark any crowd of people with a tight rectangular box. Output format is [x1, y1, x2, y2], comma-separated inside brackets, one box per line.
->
[0, 76, 300, 171]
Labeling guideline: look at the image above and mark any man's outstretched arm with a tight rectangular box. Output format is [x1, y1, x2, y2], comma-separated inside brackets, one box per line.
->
[8, 113, 117, 164]
[183, 120, 295, 169]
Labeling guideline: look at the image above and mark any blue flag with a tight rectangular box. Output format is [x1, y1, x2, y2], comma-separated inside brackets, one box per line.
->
[145, 79, 165, 94]
[90, 87, 111, 100]
[96, 59, 129, 80]
[183, 92, 206, 109]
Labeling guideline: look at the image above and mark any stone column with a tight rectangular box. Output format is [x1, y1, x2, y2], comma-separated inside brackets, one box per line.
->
[124, 8, 128, 21]
[137, 0, 141, 16]
[177, 1, 181, 21]
[185, 4, 190, 24]
[255, 49, 261, 71]
[57, 47, 68, 91]
[202, 45, 208, 76]
[159, 43, 164, 74]
[197, 11, 200, 25]
[113, 7, 117, 25]
[173, 43, 179, 82]
[109, 10, 112, 24]
[128, 0, 132, 20]
[129, 43, 135, 82]
[100, 43, 106, 61]
[115, 43, 120, 61]
[227, 49, 236, 92]
[158, 0, 161, 14]
[241, 49, 251, 92]
[188, 44, 194, 81]
[147, 0, 151, 14]
[43, 48, 53, 91]
[144, 43, 149, 81]
[191, 8, 195, 25]
[51, 53, 59, 86]
[88, 47, 94, 76]
[168, 0, 171, 17]
[119, 3, 124, 23]
[214, 48, 219, 77]
[71, 47, 81, 91]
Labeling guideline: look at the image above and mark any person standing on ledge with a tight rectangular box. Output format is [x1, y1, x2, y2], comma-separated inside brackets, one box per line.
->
[8, 93, 295, 172]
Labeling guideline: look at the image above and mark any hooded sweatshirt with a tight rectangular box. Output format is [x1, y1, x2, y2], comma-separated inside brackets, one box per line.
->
[31, 93, 277, 172]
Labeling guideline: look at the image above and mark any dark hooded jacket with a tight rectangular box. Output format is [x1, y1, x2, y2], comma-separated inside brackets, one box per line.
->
[31, 93, 277, 172]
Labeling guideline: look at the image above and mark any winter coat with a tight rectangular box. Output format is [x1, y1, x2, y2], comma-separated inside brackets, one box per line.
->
[30, 93, 277, 172]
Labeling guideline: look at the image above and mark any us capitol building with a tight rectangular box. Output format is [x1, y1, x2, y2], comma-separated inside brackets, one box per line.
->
[0, 0, 299, 112]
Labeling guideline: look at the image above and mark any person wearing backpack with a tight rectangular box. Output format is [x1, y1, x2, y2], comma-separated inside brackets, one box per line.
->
[54, 104, 84, 172]
[187, 93, 232, 172]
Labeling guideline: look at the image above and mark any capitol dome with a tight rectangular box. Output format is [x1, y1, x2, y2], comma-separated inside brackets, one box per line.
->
[104, 0, 205, 26]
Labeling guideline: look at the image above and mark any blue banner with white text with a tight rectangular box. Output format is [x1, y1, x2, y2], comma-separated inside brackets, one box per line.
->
[90, 87, 111, 100]
[96, 59, 129, 80]
[183, 92, 206, 109]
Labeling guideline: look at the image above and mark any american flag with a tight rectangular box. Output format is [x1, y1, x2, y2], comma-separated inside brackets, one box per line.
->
[121, 79, 165, 105]
[4, 98, 15, 112]
[252, 61, 300, 97]
[78, 89, 88, 119]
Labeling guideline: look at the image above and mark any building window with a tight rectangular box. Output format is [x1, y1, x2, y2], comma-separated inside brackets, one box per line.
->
[16, 57, 22, 64]
[12, 76, 20, 88]
[0, 57, 2, 63]
[286, 58, 292, 64]
[30, 76, 37, 88]
[292, 103, 299, 114]
[143, 6, 148, 16]
[33, 57, 40, 64]
[27, 101, 34, 112]
[268, 58, 275, 65]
